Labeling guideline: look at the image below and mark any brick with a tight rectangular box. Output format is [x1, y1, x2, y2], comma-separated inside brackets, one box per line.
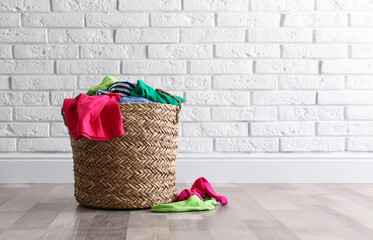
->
[216, 138, 279, 152]
[319, 91, 373, 104]
[22, 13, 83, 27]
[252, 0, 313, 10]
[0, 78, 8, 89]
[50, 91, 81, 105]
[12, 76, 76, 90]
[119, 0, 181, 10]
[52, 0, 116, 11]
[283, 13, 347, 27]
[14, 45, 78, 59]
[256, 60, 318, 74]
[177, 125, 182, 137]
[322, 60, 373, 74]
[0, 76, 9, 89]
[0, 107, 12, 121]
[144, 76, 210, 90]
[123, 60, 186, 74]
[15, 107, 62, 121]
[252, 122, 314, 136]
[347, 106, 373, 120]
[77, 76, 97, 90]
[347, 76, 373, 89]
[86, 13, 147, 27]
[57, 60, 119, 74]
[0, 123, 48, 137]
[279, 75, 344, 89]
[212, 107, 276, 121]
[318, 122, 346, 136]
[0, 0, 49, 11]
[351, 45, 373, 58]
[49, 29, 112, 43]
[282, 44, 347, 59]
[0, 76, 10, 90]
[351, 13, 373, 26]
[0, 13, 19, 27]
[0, 92, 48, 106]
[191, 60, 252, 74]
[81, 45, 145, 59]
[218, 13, 280, 27]
[0, 78, 10, 90]
[216, 44, 279, 58]
[183, 123, 248, 137]
[18, 138, 71, 152]
[0, 61, 53, 74]
[148, 44, 212, 59]
[0, 77, 9, 90]
[186, 91, 249, 105]
[0, 46, 11, 58]
[184, 0, 248, 10]
[317, 0, 373, 10]
[178, 138, 213, 152]
[279, 106, 344, 121]
[180, 107, 210, 122]
[0, 29, 45, 43]
[116, 29, 178, 43]
[0, 138, 16, 152]
[181, 29, 245, 43]
[214, 75, 276, 89]
[253, 91, 316, 105]
[51, 123, 69, 137]
[318, 121, 373, 136]
[316, 29, 373, 43]
[281, 137, 345, 152]
[249, 29, 312, 43]
[348, 137, 373, 151]
[78, 75, 141, 89]
[151, 13, 214, 27]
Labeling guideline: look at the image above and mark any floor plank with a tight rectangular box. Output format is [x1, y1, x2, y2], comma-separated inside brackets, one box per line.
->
[0, 184, 373, 240]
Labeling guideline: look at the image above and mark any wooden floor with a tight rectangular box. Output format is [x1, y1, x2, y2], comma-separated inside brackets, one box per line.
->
[1, 184, 373, 240]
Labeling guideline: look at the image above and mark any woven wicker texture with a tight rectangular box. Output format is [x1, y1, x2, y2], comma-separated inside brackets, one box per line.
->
[63, 89, 181, 209]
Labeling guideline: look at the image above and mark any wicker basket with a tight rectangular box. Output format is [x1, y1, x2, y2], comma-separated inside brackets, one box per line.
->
[62, 89, 181, 209]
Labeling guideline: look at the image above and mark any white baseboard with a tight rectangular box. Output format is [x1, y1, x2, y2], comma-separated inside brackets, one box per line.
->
[1, 153, 373, 183]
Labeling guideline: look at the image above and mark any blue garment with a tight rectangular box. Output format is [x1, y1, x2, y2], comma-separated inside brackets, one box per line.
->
[119, 96, 153, 103]
[96, 81, 135, 97]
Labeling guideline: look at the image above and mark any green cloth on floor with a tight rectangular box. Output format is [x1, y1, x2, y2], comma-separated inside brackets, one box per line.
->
[151, 195, 216, 212]
[86, 76, 118, 96]
[130, 80, 185, 106]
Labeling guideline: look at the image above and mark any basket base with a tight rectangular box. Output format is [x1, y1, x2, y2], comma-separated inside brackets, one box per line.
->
[76, 202, 152, 210]
[74, 187, 178, 210]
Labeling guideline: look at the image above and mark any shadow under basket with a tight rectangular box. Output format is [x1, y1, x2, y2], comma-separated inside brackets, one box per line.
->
[62, 89, 181, 209]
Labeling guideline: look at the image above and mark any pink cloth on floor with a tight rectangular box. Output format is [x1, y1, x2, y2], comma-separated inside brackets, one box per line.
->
[175, 177, 228, 205]
[63, 93, 124, 141]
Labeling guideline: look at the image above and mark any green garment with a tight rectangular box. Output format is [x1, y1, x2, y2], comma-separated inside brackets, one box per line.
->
[86, 76, 118, 96]
[151, 195, 216, 213]
[130, 80, 185, 106]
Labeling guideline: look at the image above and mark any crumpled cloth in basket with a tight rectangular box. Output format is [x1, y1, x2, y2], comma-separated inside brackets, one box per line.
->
[63, 93, 124, 141]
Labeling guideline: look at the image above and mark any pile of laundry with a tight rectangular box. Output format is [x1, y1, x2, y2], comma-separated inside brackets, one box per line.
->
[62, 76, 228, 212]
[62, 76, 185, 141]
[152, 177, 228, 212]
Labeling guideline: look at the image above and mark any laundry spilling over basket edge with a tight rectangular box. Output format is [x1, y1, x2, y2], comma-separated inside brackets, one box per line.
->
[60, 76, 228, 211]
[62, 76, 185, 141]
[61, 76, 184, 209]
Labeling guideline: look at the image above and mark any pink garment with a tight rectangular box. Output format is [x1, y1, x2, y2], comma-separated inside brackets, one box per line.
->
[63, 93, 124, 141]
[175, 177, 228, 205]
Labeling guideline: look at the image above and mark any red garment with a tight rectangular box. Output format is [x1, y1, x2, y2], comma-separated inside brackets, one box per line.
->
[175, 177, 228, 205]
[63, 93, 124, 141]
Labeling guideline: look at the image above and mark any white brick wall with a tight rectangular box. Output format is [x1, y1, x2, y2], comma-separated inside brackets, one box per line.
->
[0, 0, 372, 153]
